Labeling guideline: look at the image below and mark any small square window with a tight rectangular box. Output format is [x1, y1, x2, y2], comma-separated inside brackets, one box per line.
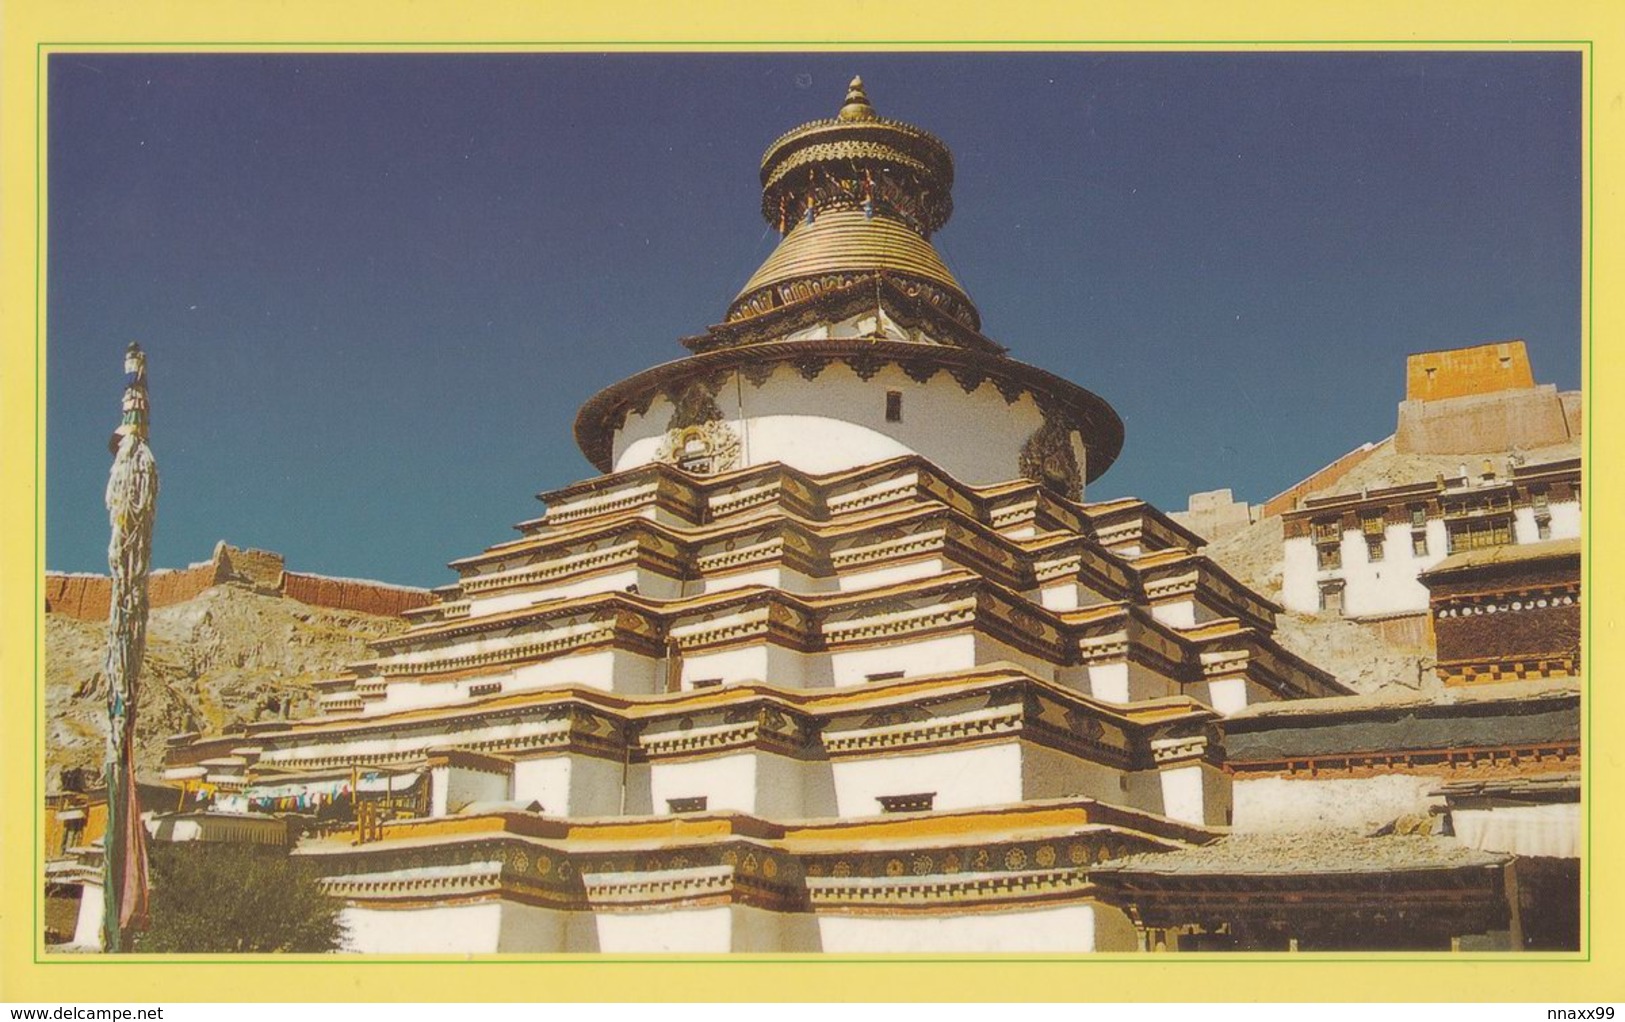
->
[1366, 537, 1384, 562]
[885, 390, 903, 423]
[1410, 506, 1427, 529]
[1317, 544, 1341, 570]
[667, 796, 708, 814]
[1412, 534, 1429, 557]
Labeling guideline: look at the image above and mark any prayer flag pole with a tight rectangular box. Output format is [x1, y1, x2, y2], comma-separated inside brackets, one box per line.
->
[101, 341, 158, 952]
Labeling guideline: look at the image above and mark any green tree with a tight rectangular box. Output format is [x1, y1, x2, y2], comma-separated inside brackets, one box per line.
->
[135, 842, 346, 953]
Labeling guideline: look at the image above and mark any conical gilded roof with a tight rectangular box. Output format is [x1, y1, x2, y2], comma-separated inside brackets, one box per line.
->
[734, 210, 969, 308]
[726, 78, 979, 331]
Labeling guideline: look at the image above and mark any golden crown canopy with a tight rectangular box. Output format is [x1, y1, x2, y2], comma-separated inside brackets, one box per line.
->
[728, 77, 975, 329]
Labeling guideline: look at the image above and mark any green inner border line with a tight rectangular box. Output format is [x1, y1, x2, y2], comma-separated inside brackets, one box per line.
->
[33, 38, 1596, 968]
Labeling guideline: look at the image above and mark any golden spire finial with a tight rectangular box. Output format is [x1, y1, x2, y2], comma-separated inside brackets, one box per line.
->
[838, 76, 876, 121]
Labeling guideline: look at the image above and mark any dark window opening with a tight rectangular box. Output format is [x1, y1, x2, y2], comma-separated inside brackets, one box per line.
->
[668, 796, 708, 814]
[1318, 583, 1344, 614]
[1317, 544, 1341, 570]
[885, 390, 903, 422]
[689, 677, 724, 689]
[865, 670, 906, 683]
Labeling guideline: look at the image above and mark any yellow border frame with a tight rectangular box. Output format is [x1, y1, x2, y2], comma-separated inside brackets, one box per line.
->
[3, 0, 1621, 1003]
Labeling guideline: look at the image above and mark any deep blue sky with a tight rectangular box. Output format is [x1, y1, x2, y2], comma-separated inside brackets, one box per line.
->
[47, 52, 1581, 586]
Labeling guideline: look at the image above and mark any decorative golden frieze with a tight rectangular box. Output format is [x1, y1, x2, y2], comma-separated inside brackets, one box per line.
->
[804, 866, 1092, 910]
[821, 705, 1024, 755]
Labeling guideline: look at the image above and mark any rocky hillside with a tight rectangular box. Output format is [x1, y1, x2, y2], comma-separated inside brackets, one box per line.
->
[45, 584, 408, 785]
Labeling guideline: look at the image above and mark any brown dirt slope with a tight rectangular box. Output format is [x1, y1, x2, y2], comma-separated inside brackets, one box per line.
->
[45, 584, 407, 786]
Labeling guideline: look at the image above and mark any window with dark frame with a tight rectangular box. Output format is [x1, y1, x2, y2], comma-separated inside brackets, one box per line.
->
[667, 796, 708, 814]
[885, 390, 903, 422]
[1317, 543, 1341, 570]
[61, 817, 85, 855]
[1318, 582, 1344, 614]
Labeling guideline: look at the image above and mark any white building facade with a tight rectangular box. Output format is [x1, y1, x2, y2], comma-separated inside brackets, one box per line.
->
[1280, 457, 1580, 620]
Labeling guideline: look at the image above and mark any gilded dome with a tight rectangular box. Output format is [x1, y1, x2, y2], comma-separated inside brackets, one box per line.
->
[727, 78, 977, 330]
[730, 210, 977, 328]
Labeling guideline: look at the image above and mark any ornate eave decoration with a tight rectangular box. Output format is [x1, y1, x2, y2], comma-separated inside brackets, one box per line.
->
[695, 274, 999, 354]
[757, 78, 955, 237]
[1019, 414, 1084, 499]
[574, 339, 1125, 482]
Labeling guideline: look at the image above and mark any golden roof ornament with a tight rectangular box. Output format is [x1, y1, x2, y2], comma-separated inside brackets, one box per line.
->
[837, 76, 877, 121]
[731, 77, 975, 329]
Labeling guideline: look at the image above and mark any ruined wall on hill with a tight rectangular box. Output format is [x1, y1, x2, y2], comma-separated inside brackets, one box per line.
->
[217, 543, 285, 587]
[279, 571, 435, 617]
[1169, 488, 1256, 542]
[145, 563, 221, 607]
[44, 561, 219, 618]
[46, 542, 432, 620]
[43, 575, 111, 621]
